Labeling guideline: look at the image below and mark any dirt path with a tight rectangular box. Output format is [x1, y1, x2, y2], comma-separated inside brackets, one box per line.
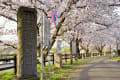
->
[69, 57, 120, 80]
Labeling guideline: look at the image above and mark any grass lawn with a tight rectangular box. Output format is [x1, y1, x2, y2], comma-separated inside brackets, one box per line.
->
[0, 70, 15, 80]
[50, 47, 70, 54]
[0, 57, 90, 80]
[109, 56, 120, 61]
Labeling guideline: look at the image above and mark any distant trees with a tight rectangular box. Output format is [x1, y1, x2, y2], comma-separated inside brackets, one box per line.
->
[95, 42, 106, 56]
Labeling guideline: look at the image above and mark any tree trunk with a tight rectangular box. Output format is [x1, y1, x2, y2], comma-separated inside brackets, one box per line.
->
[100, 51, 102, 56]
[117, 50, 120, 56]
[43, 18, 65, 58]
[70, 41, 73, 64]
[86, 50, 89, 57]
[76, 38, 80, 59]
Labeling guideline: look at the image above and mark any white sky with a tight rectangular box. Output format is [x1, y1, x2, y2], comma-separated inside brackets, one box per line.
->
[114, 7, 120, 15]
[0, 35, 17, 41]
[0, 16, 17, 41]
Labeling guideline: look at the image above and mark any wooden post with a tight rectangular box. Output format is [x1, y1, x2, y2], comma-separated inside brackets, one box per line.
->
[65, 54, 67, 63]
[14, 55, 17, 75]
[118, 50, 120, 56]
[70, 41, 73, 64]
[53, 54, 54, 65]
[55, 54, 62, 68]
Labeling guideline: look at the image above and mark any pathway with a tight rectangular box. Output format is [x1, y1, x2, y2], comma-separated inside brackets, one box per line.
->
[69, 57, 120, 80]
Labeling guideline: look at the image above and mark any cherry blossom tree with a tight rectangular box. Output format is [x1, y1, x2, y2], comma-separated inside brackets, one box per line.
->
[0, 0, 120, 57]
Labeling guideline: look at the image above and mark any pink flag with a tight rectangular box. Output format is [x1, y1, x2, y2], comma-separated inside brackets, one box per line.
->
[50, 11, 54, 22]
[50, 11, 57, 27]
[72, 27, 76, 32]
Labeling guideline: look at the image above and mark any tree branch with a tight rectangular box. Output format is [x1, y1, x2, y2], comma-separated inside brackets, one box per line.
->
[0, 40, 17, 49]
[0, 13, 17, 22]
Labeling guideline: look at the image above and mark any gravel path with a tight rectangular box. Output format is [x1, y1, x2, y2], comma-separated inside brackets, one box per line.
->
[69, 57, 120, 80]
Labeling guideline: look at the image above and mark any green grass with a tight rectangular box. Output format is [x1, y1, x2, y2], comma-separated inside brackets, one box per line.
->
[0, 58, 90, 80]
[109, 55, 120, 60]
[0, 70, 15, 80]
[50, 47, 70, 54]
[61, 47, 70, 54]
[50, 48, 57, 53]
[38, 58, 90, 80]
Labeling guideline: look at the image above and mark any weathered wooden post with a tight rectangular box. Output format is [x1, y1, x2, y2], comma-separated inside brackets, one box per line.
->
[17, 7, 38, 80]
[65, 54, 67, 63]
[43, 56, 46, 66]
[53, 54, 54, 64]
[55, 40, 62, 68]
[14, 55, 17, 75]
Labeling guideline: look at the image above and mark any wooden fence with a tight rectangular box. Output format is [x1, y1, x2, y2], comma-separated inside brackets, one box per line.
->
[0, 53, 78, 72]
[62, 54, 77, 62]
[0, 53, 99, 74]
[43, 53, 79, 66]
[0, 54, 16, 74]
[43, 53, 54, 66]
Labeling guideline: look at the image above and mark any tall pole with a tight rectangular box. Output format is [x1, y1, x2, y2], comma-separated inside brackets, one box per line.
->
[40, 14, 44, 80]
